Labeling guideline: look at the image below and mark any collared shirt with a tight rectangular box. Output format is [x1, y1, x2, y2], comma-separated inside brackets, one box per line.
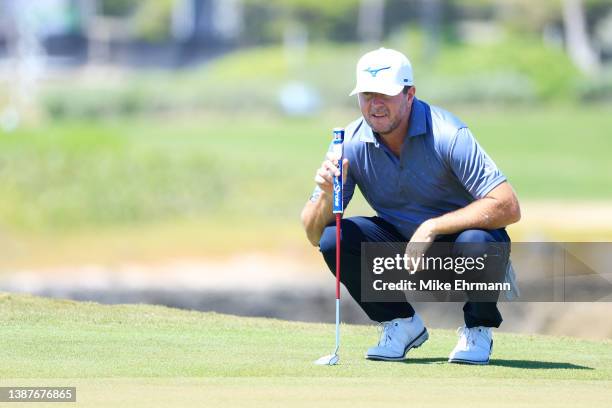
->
[312, 97, 507, 239]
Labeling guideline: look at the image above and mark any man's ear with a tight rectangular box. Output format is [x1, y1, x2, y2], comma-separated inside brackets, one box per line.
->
[405, 86, 416, 104]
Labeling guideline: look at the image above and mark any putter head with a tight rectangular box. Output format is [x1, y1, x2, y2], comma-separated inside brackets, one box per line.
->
[314, 353, 339, 366]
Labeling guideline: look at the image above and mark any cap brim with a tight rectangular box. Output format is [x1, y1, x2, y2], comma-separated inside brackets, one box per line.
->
[349, 82, 404, 97]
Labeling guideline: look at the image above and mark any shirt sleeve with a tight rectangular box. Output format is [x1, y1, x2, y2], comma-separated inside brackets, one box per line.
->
[447, 127, 507, 199]
[309, 142, 356, 209]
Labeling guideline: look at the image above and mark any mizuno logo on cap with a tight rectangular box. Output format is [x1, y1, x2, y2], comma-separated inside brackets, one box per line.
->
[364, 66, 391, 77]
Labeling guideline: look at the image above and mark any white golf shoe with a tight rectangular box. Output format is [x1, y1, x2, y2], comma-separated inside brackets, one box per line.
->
[365, 314, 429, 361]
[448, 326, 493, 365]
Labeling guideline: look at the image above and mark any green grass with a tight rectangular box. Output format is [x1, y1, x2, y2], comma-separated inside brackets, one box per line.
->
[0, 294, 610, 407]
[457, 106, 612, 198]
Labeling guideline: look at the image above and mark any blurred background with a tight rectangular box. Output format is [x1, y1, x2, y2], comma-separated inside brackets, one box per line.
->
[1, 0, 611, 338]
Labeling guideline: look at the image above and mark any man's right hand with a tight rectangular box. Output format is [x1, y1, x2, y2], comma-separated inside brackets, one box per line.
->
[314, 152, 350, 194]
[302, 153, 349, 246]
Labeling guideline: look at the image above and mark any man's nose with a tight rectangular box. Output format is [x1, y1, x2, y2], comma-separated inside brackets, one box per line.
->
[371, 94, 385, 105]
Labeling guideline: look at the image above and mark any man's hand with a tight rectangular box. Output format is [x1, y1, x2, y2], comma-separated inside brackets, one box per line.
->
[405, 219, 438, 273]
[301, 153, 349, 247]
[314, 152, 349, 194]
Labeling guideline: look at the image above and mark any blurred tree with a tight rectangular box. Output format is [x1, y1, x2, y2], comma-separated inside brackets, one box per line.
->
[457, 0, 562, 34]
[420, 0, 442, 62]
[83, 0, 612, 55]
[99, 0, 140, 16]
[358, 0, 385, 44]
[452, 0, 607, 74]
[92, 0, 177, 42]
[252, 0, 359, 16]
[132, 0, 176, 42]
[241, 0, 360, 43]
[563, 0, 600, 74]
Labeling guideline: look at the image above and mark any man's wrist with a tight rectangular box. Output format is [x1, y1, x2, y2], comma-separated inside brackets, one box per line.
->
[319, 190, 333, 203]
[423, 218, 440, 236]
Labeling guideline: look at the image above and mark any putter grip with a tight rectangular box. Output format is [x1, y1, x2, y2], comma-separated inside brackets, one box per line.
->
[332, 128, 344, 214]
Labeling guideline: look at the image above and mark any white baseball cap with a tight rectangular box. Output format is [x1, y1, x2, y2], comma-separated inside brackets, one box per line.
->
[349, 48, 414, 96]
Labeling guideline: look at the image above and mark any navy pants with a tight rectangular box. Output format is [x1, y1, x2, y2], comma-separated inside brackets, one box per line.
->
[319, 216, 510, 328]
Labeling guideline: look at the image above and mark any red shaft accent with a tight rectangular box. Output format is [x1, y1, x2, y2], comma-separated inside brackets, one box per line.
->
[336, 213, 341, 300]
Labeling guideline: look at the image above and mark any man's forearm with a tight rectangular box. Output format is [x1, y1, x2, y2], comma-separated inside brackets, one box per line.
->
[301, 191, 335, 246]
[429, 197, 515, 235]
[428, 195, 520, 236]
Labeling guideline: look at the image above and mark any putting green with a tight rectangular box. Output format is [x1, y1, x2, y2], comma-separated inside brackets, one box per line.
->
[1, 293, 610, 407]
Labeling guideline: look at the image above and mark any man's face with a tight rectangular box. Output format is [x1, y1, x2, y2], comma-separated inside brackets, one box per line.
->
[358, 89, 414, 135]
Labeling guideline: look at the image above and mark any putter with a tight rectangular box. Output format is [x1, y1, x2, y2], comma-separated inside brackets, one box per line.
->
[314, 127, 344, 366]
